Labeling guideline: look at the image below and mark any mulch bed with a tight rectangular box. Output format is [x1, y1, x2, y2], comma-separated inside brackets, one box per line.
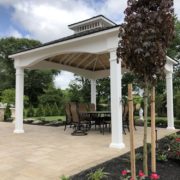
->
[71, 131, 180, 180]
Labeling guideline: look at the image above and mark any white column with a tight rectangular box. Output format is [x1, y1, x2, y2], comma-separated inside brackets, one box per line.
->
[90, 79, 96, 109]
[109, 50, 125, 149]
[14, 67, 24, 133]
[166, 71, 175, 130]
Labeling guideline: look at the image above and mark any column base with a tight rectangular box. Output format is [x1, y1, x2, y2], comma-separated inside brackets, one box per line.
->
[14, 129, 24, 133]
[109, 142, 125, 149]
[167, 127, 175, 130]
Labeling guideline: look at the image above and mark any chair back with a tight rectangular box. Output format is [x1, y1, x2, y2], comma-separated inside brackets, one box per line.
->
[65, 103, 71, 123]
[78, 103, 88, 113]
[70, 102, 79, 123]
[89, 103, 96, 111]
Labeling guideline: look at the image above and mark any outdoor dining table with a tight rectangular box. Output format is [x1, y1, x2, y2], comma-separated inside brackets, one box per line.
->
[80, 111, 111, 134]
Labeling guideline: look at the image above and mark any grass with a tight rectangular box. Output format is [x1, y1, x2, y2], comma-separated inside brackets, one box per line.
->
[29, 116, 66, 122]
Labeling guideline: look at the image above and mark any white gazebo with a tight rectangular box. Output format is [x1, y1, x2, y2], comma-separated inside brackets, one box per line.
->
[9, 15, 176, 149]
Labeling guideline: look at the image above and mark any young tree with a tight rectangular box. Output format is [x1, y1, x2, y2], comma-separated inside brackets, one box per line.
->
[117, 0, 174, 175]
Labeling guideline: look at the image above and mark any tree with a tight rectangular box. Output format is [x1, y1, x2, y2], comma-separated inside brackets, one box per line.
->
[68, 76, 111, 110]
[96, 78, 110, 107]
[68, 76, 90, 103]
[36, 104, 45, 117]
[117, 0, 174, 175]
[24, 70, 58, 106]
[167, 19, 180, 95]
[0, 37, 41, 90]
[44, 104, 52, 116]
[51, 103, 60, 116]
[38, 86, 64, 107]
[1, 89, 15, 105]
[0, 37, 59, 106]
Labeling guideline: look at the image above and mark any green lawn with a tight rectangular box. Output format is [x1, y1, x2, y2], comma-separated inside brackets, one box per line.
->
[34, 116, 66, 122]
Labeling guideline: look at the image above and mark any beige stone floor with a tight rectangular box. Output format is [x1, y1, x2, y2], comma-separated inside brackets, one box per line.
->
[0, 122, 178, 180]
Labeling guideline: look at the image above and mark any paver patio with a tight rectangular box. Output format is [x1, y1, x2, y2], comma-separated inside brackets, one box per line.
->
[0, 122, 178, 180]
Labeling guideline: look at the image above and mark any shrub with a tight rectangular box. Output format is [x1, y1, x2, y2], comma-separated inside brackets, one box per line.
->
[156, 152, 168, 162]
[60, 175, 70, 180]
[136, 152, 143, 161]
[158, 133, 180, 161]
[167, 134, 180, 160]
[87, 168, 109, 180]
[1, 89, 15, 105]
[4, 104, 12, 121]
[26, 105, 35, 117]
[44, 104, 52, 116]
[36, 104, 45, 117]
[175, 92, 180, 120]
[51, 103, 59, 116]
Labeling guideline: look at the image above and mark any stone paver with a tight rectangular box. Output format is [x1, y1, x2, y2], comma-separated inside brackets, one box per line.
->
[0, 122, 178, 180]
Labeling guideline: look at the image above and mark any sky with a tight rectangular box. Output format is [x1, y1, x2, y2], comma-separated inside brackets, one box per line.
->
[0, 0, 180, 89]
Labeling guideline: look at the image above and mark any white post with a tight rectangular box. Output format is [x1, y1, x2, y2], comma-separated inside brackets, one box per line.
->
[109, 50, 125, 149]
[14, 67, 24, 133]
[166, 71, 175, 130]
[91, 79, 96, 109]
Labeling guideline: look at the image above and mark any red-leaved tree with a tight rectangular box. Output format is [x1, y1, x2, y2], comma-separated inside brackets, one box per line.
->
[117, 0, 174, 175]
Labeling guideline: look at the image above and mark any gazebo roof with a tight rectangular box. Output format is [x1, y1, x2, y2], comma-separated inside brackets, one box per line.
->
[9, 15, 177, 79]
[10, 17, 119, 57]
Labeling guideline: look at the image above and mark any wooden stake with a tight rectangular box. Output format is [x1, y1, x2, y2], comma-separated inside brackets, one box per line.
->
[128, 84, 136, 179]
[151, 86, 156, 172]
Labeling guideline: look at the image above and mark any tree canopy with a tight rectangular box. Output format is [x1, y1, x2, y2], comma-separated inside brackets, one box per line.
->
[0, 37, 59, 106]
[117, 0, 175, 85]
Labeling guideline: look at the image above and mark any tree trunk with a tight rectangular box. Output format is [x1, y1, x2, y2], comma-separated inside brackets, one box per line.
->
[151, 86, 156, 172]
[143, 83, 148, 175]
[128, 84, 136, 179]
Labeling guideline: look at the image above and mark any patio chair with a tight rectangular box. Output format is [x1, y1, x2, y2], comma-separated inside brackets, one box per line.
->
[78, 103, 91, 129]
[89, 103, 96, 111]
[70, 102, 89, 135]
[64, 103, 72, 131]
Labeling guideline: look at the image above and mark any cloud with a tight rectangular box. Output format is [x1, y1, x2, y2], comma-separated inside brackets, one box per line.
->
[175, 0, 180, 18]
[54, 71, 75, 90]
[100, 0, 127, 23]
[0, 26, 23, 38]
[0, 0, 124, 42]
[0, 0, 97, 42]
[1, 0, 180, 42]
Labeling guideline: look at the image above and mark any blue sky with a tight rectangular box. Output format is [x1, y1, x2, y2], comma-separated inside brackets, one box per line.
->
[0, 0, 125, 41]
[0, 0, 179, 89]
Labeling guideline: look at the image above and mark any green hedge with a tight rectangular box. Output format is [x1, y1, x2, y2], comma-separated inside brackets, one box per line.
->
[136, 118, 180, 129]
[4, 104, 12, 121]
